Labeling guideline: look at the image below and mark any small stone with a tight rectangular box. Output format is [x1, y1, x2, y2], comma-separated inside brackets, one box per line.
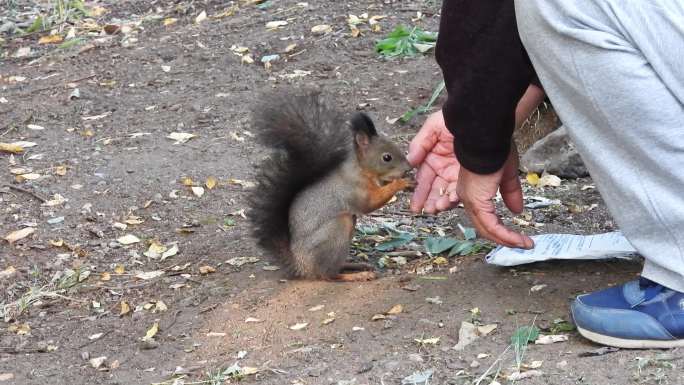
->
[470, 360, 480, 368]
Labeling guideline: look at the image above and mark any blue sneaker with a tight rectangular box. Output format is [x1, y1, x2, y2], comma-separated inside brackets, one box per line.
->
[571, 278, 684, 348]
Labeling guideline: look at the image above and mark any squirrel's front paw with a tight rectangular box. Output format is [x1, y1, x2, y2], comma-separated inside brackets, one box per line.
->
[399, 178, 417, 191]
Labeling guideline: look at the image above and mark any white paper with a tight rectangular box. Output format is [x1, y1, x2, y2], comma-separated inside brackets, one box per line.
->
[486, 232, 638, 266]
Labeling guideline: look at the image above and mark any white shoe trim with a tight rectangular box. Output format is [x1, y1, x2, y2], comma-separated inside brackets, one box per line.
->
[577, 326, 684, 349]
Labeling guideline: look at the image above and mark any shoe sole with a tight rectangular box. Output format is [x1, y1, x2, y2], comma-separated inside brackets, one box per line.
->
[577, 326, 684, 349]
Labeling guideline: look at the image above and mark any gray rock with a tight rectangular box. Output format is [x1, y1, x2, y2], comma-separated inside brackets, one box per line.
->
[521, 126, 588, 179]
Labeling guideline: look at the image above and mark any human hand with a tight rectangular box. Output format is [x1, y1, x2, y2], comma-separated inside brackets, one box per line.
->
[407, 111, 461, 214]
[456, 148, 534, 249]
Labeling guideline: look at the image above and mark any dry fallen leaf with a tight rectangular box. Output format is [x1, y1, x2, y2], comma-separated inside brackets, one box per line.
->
[226, 257, 259, 266]
[371, 314, 386, 321]
[38, 34, 63, 44]
[89, 356, 107, 369]
[114, 265, 125, 274]
[191, 186, 205, 197]
[142, 322, 159, 341]
[54, 165, 67, 176]
[266, 20, 288, 29]
[535, 334, 569, 345]
[205, 176, 218, 190]
[308, 305, 324, 312]
[120, 301, 131, 316]
[539, 173, 562, 188]
[0, 143, 24, 154]
[199, 265, 216, 275]
[154, 301, 168, 312]
[245, 317, 263, 323]
[477, 324, 498, 336]
[163, 18, 177, 26]
[135, 270, 164, 280]
[4, 227, 35, 244]
[289, 322, 308, 331]
[125, 216, 144, 225]
[117, 234, 141, 245]
[206, 332, 226, 337]
[386, 304, 403, 315]
[161, 244, 179, 261]
[167, 132, 197, 144]
[195, 10, 208, 24]
[415, 337, 440, 345]
[143, 241, 167, 258]
[89, 333, 104, 340]
[100, 272, 111, 281]
[508, 370, 543, 381]
[311, 24, 332, 35]
[322, 317, 335, 325]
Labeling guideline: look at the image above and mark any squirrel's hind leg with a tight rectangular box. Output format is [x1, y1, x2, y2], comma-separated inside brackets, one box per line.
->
[290, 213, 356, 279]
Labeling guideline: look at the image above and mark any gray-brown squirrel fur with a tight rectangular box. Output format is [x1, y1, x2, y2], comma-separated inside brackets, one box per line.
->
[248, 91, 413, 280]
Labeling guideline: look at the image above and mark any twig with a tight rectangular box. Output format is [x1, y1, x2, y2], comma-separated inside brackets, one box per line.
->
[0, 346, 51, 354]
[2, 184, 48, 203]
[165, 310, 182, 330]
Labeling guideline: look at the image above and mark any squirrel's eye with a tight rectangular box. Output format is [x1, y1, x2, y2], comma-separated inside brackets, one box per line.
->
[382, 153, 393, 162]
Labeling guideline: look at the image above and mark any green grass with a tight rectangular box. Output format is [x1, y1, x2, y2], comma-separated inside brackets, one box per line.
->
[375, 25, 437, 58]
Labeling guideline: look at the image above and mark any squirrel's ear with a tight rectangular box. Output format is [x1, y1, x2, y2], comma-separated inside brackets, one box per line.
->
[354, 131, 371, 152]
[350, 112, 378, 137]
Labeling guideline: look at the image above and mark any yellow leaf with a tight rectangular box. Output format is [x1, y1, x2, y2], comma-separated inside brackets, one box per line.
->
[386, 304, 403, 315]
[119, 301, 131, 316]
[89, 6, 109, 17]
[142, 321, 159, 341]
[526, 172, 540, 186]
[49, 239, 64, 247]
[433, 256, 448, 266]
[205, 176, 217, 190]
[154, 301, 168, 312]
[16, 173, 41, 182]
[4, 227, 35, 244]
[180, 176, 194, 186]
[100, 272, 111, 281]
[38, 34, 63, 44]
[143, 241, 167, 259]
[415, 337, 440, 345]
[0, 142, 24, 154]
[54, 165, 67, 176]
[163, 18, 178, 26]
[114, 264, 125, 274]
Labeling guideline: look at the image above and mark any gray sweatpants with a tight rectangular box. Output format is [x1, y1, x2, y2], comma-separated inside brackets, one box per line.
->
[515, 1, 684, 291]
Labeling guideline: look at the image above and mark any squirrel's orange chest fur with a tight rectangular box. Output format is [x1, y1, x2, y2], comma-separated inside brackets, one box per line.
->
[359, 170, 411, 213]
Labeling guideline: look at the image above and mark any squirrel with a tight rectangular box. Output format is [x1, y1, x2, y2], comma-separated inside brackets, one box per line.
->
[248, 91, 414, 281]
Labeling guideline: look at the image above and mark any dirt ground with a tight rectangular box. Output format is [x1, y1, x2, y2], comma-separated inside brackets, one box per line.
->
[1, 1, 681, 385]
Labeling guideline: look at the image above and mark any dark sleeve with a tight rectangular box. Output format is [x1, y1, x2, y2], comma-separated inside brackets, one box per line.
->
[436, 0, 537, 174]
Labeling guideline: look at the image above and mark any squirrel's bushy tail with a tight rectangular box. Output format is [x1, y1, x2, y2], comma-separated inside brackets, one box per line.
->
[248, 91, 351, 268]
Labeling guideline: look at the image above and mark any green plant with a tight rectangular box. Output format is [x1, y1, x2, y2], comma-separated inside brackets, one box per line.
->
[511, 323, 540, 370]
[376, 25, 437, 58]
[400, 80, 445, 123]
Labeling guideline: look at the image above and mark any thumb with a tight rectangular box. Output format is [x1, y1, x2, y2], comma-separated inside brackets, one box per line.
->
[499, 170, 524, 214]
